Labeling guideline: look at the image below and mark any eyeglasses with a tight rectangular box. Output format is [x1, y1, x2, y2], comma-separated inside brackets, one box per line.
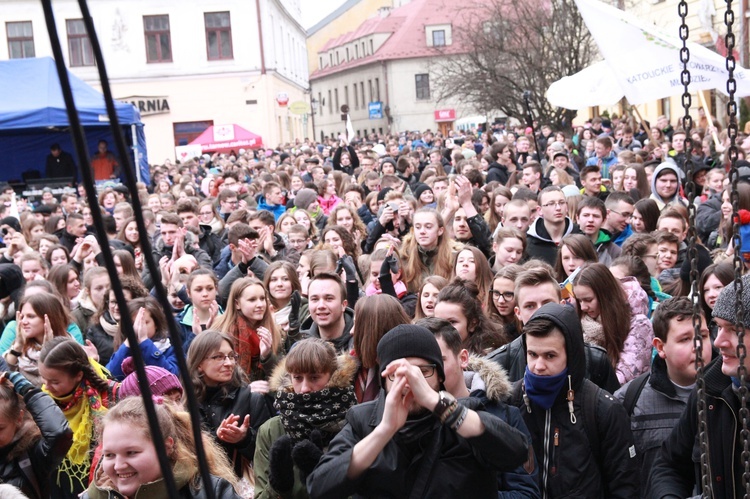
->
[387, 364, 436, 381]
[208, 353, 239, 363]
[610, 209, 633, 219]
[542, 200, 567, 208]
[492, 290, 515, 301]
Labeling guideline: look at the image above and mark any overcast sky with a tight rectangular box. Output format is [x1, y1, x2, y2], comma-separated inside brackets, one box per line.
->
[301, 0, 348, 30]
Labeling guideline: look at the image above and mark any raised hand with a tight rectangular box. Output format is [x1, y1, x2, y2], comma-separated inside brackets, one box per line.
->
[380, 375, 411, 435]
[43, 314, 54, 344]
[133, 308, 149, 344]
[258, 327, 273, 360]
[82, 339, 99, 362]
[217, 414, 250, 444]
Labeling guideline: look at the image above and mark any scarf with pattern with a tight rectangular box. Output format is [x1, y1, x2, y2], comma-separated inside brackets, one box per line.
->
[43, 358, 110, 493]
[274, 386, 356, 445]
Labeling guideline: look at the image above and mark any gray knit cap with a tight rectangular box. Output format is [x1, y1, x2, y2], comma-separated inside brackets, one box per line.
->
[713, 273, 750, 326]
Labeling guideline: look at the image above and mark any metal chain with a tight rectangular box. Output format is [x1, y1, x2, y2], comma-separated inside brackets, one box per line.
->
[678, 1, 712, 496]
[725, 1, 750, 495]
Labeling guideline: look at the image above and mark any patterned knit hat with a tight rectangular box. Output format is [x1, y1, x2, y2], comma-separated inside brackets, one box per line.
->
[118, 357, 183, 399]
[713, 273, 750, 327]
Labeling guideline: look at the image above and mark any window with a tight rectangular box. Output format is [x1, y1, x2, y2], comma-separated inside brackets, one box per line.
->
[368, 80, 373, 102]
[346, 47, 349, 61]
[328, 90, 333, 114]
[355, 45, 359, 58]
[375, 78, 380, 101]
[204, 12, 233, 60]
[432, 30, 446, 47]
[318, 92, 323, 116]
[335, 88, 339, 113]
[173, 121, 212, 147]
[360, 82, 365, 107]
[7, 21, 34, 59]
[344, 86, 349, 108]
[416, 73, 430, 100]
[144, 15, 172, 63]
[66, 19, 94, 67]
[354, 84, 358, 109]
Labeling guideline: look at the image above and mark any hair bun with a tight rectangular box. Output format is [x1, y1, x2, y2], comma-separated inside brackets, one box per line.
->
[121, 356, 135, 376]
[450, 277, 480, 298]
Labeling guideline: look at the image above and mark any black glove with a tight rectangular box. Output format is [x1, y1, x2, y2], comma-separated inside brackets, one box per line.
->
[7, 371, 34, 397]
[268, 435, 295, 493]
[291, 430, 325, 480]
[381, 254, 400, 275]
[338, 255, 358, 281]
[288, 291, 301, 333]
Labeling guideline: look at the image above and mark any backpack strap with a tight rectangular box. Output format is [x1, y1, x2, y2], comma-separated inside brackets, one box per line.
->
[581, 381, 601, 466]
[622, 373, 650, 417]
[18, 451, 41, 499]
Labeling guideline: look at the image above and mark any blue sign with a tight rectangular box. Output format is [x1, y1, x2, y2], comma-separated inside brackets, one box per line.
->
[368, 101, 383, 120]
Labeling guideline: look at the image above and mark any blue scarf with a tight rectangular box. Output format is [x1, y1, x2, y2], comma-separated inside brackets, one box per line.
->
[524, 366, 569, 410]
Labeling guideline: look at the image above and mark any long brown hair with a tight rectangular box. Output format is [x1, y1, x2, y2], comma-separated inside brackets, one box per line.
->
[414, 276, 449, 320]
[40, 337, 109, 392]
[18, 293, 72, 352]
[263, 261, 301, 310]
[186, 330, 248, 402]
[486, 265, 523, 326]
[213, 277, 280, 355]
[452, 246, 493, 304]
[573, 263, 631, 366]
[402, 208, 453, 293]
[436, 279, 507, 355]
[554, 234, 598, 281]
[352, 295, 411, 369]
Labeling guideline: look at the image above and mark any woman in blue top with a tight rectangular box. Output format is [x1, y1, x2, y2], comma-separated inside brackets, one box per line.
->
[176, 269, 223, 353]
[107, 295, 179, 380]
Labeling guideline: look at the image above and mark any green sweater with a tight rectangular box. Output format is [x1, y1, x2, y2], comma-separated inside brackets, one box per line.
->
[254, 416, 309, 499]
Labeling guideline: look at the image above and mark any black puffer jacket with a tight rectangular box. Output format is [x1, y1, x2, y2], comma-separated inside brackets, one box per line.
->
[0, 389, 72, 499]
[508, 304, 638, 499]
[308, 390, 529, 498]
[648, 357, 745, 498]
[198, 385, 272, 478]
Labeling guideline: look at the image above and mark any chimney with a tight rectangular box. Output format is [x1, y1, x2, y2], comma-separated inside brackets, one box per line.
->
[378, 6, 391, 18]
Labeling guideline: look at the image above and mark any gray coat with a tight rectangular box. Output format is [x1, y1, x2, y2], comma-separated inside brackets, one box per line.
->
[614, 355, 690, 498]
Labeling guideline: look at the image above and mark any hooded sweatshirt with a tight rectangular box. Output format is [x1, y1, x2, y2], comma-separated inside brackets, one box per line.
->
[649, 162, 687, 210]
[510, 303, 638, 498]
[525, 217, 578, 266]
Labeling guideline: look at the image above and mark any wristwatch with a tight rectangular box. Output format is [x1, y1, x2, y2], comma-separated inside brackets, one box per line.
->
[433, 390, 457, 421]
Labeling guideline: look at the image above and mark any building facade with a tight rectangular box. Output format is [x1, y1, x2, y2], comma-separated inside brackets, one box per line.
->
[309, 0, 485, 141]
[2, 0, 311, 162]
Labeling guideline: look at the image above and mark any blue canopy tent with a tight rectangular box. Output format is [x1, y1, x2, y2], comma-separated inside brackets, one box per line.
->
[0, 57, 148, 185]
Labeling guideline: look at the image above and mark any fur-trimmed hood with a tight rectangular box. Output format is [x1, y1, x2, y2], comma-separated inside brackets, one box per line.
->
[464, 355, 512, 402]
[269, 353, 358, 393]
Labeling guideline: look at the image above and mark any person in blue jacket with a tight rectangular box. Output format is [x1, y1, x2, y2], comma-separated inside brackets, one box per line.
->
[107, 296, 178, 380]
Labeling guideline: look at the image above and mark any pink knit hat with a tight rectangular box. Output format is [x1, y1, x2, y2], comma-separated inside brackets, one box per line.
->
[118, 357, 183, 399]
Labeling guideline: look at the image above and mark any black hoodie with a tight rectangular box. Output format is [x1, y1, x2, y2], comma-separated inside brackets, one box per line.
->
[509, 303, 638, 498]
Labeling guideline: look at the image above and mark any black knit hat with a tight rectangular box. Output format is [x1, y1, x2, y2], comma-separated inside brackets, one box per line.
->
[377, 324, 444, 386]
[679, 244, 712, 285]
[413, 183, 433, 201]
[376, 187, 393, 203]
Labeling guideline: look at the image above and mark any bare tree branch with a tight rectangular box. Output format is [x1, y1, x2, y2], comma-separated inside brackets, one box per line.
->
[434, 0, 595, 129]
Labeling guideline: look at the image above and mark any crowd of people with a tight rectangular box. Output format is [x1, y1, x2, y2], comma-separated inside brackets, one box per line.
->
[0, 111, 748, 497]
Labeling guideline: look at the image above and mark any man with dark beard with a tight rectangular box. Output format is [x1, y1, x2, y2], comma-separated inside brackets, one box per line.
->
[308, 325, 530, 498]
